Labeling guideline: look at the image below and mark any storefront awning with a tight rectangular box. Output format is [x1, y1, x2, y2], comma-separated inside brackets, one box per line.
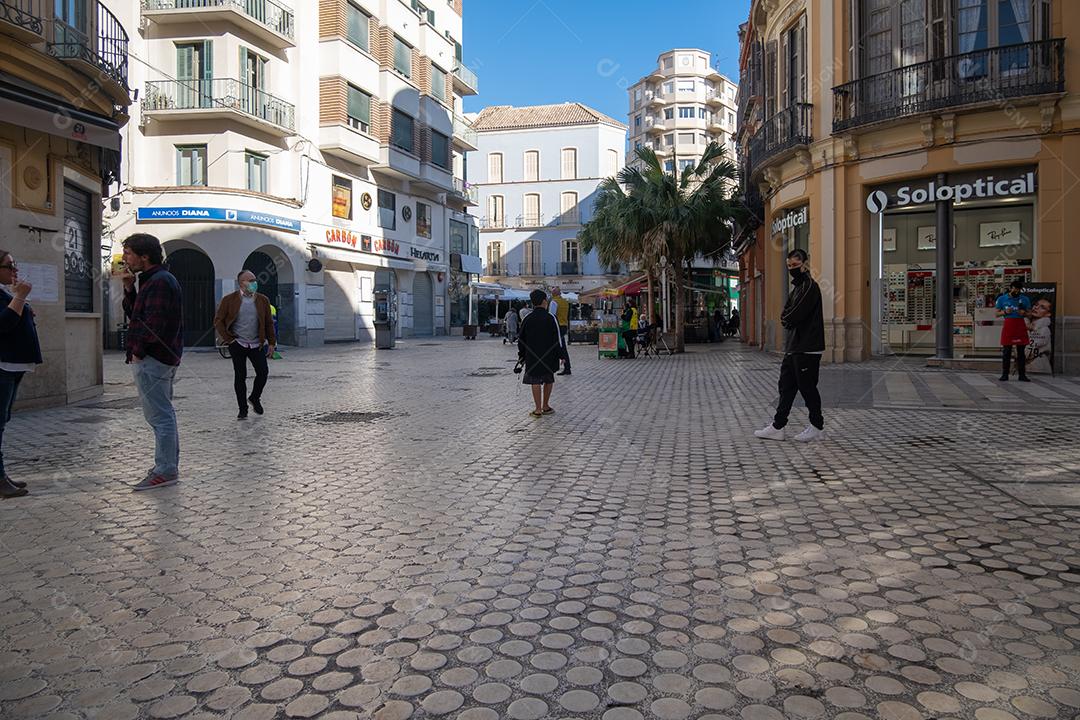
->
[313, 246, 415, 271]
[0, 77, 121, 150]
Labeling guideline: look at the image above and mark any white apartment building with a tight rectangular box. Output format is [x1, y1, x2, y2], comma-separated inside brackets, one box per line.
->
[627, 49, 739, 173]
[104, 0, 481, 347]
[473, 103, 626, 295]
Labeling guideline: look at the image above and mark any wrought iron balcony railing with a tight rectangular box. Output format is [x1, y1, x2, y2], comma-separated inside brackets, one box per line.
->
[478, 216, 506, 229]
[515, 213, 544, 229]
[0, 0, 44, 35]
[518, 262, 546, 276]
[142, 0, 294, 41]
[558, 261, 581, 275]
[486, 262, 505, 276]
[143, 78, 295, 131]
[451, 177, 477, 203]
[49, 1, 129, 89]
[747, 103, 812, 176]
[554, 211, 580, 226]
[833, 39, 1065, 133]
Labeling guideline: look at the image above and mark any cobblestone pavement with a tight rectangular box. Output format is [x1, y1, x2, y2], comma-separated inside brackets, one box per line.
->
[1, 340, 1079, 720]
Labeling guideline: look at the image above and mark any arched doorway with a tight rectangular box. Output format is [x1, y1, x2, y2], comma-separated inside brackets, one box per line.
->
[413, 273, 434, 336]
[166, 248, 215, 347]
[243, 246, 295, 345]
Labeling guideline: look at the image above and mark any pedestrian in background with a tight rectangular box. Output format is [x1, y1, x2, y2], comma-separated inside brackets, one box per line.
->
[996, 279, 1031, 382]
[214, 269, 277, 419]
[518, 288, 561, 418]
[122, 234, 184, 490]
[755, 248, 825, 442]
[503, 304, 519, 343]
[621, 300, 637, 359]
[550, 286, 572, 375]
[0, 251, 41, 498]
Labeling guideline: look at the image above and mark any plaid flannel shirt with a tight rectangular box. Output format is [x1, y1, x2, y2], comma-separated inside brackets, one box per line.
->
[123, 265, 184, 366]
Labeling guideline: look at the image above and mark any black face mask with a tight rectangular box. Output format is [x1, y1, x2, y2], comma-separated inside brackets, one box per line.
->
[789, 267, 805, 281]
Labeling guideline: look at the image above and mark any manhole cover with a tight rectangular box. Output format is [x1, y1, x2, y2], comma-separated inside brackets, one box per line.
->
[308, 411, 390, 424]
[902, 436, 955, 448]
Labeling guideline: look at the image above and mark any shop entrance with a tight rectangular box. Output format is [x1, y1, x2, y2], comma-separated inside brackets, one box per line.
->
[413, 273, 434, 336]
[167, 248, 215, 346]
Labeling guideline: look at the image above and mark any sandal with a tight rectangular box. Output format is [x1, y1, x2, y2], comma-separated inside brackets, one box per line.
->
[530, 410, 544, 418]
[542, 407, 555, 414]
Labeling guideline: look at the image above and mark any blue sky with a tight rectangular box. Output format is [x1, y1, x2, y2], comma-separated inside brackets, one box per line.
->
[460, 0, 750, 120]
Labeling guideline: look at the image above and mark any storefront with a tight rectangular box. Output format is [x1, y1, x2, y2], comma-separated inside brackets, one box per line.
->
[449, 218, 482, 329]
[867, 167, 1038, 357]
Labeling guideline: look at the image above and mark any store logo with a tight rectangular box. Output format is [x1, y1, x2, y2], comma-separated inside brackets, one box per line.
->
[866, 191, 889, 214]
[771, 206, 808, 235]
[410, 248, 441, 262]
[374, 238, 400, 255]
[325, 228, 357, 247]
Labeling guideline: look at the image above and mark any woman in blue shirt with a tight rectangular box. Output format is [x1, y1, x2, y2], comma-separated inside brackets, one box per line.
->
[995, 279, 1030, 382]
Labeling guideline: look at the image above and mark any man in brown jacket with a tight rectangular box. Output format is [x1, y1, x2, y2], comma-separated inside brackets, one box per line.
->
[213, 270, 276, 419]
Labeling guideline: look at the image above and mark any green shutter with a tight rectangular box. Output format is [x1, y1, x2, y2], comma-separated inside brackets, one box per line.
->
[347, 86, 371, 125]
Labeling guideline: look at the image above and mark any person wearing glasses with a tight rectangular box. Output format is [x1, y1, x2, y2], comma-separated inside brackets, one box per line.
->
[0, 251, 42, 498]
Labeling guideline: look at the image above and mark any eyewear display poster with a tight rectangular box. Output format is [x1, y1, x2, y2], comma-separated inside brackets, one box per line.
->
[883, 228, 897, 252]
[332, 176, 353, 220]
[979, 221, 1022, 247]
[1023, 282, 1056, 375]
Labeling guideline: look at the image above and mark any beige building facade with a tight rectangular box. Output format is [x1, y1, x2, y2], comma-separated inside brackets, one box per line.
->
[738, 0, 1078, 373]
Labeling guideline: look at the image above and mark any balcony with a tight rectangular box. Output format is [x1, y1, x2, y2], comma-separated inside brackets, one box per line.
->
[518, 262, 546, 276]
[452, 60, 479, 96]
[646, 90, 664, 107]
[48, 1, 129, 102]
[450, 177, 478, 206]
[706, 89, 724, 107]
[554, 210, 580, 226]
[558, 261, 580, 275]
[833, 39, 1065, 133]
[515, 213, 545, 229]
[452, 114, 478, 151]
[479, 216, 506, 230]
[141, 0, 294, 49]
[1, 0, 45, 43]
[485, 262, 506, 277]
[142, 78, 295, 135]
[645, 116, 664, 135]
[320, 120, 380, 165]
[747, 103, 812, 177]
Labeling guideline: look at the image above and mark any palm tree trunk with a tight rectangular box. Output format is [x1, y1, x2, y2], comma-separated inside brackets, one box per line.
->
[673, 262, 686, 353]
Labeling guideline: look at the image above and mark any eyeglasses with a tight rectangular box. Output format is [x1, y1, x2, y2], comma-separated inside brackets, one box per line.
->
[0, 263, 16, 271]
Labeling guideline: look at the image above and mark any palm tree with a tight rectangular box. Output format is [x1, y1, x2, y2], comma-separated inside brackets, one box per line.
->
[579, 141, 741, 352]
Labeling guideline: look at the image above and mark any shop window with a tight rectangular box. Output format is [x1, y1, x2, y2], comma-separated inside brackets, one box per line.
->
[332, 176, 352, 219]
[378, 189, 396, 230]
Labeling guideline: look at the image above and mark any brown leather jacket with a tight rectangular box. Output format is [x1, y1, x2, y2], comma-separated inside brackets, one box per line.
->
[213, 291, 277, 346]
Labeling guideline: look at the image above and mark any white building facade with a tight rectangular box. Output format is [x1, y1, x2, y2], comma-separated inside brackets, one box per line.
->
[472, 104, 626, 295]
[627, 49, 738, 173]
[104, 0, 480, 347]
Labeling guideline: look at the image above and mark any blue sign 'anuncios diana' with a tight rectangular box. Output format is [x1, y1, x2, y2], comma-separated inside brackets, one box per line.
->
[136, 207, 301, 234]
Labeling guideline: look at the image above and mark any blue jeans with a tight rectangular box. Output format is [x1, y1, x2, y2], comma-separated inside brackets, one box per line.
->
[0, 370, 25, 478]
[133, 357, 180, 479]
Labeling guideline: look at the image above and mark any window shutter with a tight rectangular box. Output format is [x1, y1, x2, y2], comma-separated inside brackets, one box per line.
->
[765, 40, 778, 117]
[524, 151, 538, 181]
[488, 153, 502, 183]
[561, 148, 576, 179]
[177, 44, 193, 79]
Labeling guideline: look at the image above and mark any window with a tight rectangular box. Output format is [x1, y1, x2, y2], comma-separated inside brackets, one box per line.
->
[416, 202, 431, 238]
[561, 240, 579, 273]
[663, 81, 674, 94]
[700, 133, 709, 145]
[663, 133, 674, 146]
[391, 109, 414, 153]
[560, 191, 578, 224]
[487, 195, 504, 226]
[393, 35, 412, 78]
[378, 189, 396, 230]
[678, 106, 695, 118]
[560, 148, 577, 180]
[698, 107, 708, 119]
[431, 130, 450, 168]
[606, 149, 619, 176]
[634, 115, 642, 129]
[346, 2, 369, 51]
[678, 159, 695, 172]
[332, 176, 352, 219]
[663, 57, 673, 69]
[449, 219, 466, 253]
[677, 79, 696, 92]
[523, 240, 542, 275]
[487, 241, 503, 275]
[783, 14, 808, 105]
[488, 152, 503, 183]
[431, 63, 447, 101]
[523, 193, 541, 226]
[245, 152, 267, 193]
[664, 107, 674, 120]
[175, 41, 212, 109]
[664, 159, 675, 173]
[678, 132, 695, 144]
[524, 150, 539, 181]
[347, 85, 371, 132]
[176, 145, 206, 186]
[728, 111, 735, 126]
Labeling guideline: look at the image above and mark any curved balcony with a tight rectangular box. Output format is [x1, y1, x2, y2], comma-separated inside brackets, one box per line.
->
[833, 39, 1065, 134]
[141, 0, 294, 49]
[142, 78, 295, 135]
[48, 1, 129, 102]
[747, 103, 812, 178]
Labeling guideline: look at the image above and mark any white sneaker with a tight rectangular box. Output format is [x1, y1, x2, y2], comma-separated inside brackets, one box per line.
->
[794, 425, 825, 442]
[753, 424, 785, 441]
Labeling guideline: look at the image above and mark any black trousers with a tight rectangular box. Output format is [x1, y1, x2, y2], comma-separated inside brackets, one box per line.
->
[230, 342, 269, 411]
[559, 326, 572, 370]
[1001, 344, 1027, 378]
[622, 330, 637, 358]
[773, 353, 823, 430]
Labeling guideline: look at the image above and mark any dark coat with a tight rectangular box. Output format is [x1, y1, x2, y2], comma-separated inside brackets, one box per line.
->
[0, 288, 43, 365]
[518, 306, 562, 376]
[781, 271, 825, 354]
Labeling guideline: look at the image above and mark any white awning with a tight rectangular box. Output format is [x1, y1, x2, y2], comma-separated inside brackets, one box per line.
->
[313, 246, 415, 271]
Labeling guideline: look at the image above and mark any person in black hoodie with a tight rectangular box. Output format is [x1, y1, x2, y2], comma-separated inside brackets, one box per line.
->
[517, 288, 562, 418]
[755, 249, 826, 442]
[0, 250, 43, 498]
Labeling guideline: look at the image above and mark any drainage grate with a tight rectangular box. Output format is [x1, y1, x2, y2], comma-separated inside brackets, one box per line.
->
[417, 343, 442, 346]
[902, 435, 956, 448]
[308, 411, 390, 424]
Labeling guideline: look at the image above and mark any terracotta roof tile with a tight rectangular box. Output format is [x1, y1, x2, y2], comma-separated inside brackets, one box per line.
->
[473, 102, 626, 131]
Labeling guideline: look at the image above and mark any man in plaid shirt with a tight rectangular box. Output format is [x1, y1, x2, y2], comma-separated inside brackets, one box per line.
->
[122, 234, 184, 491]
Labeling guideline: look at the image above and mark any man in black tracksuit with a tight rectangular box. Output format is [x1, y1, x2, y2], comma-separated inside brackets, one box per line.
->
[755, 248, 826, 442]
